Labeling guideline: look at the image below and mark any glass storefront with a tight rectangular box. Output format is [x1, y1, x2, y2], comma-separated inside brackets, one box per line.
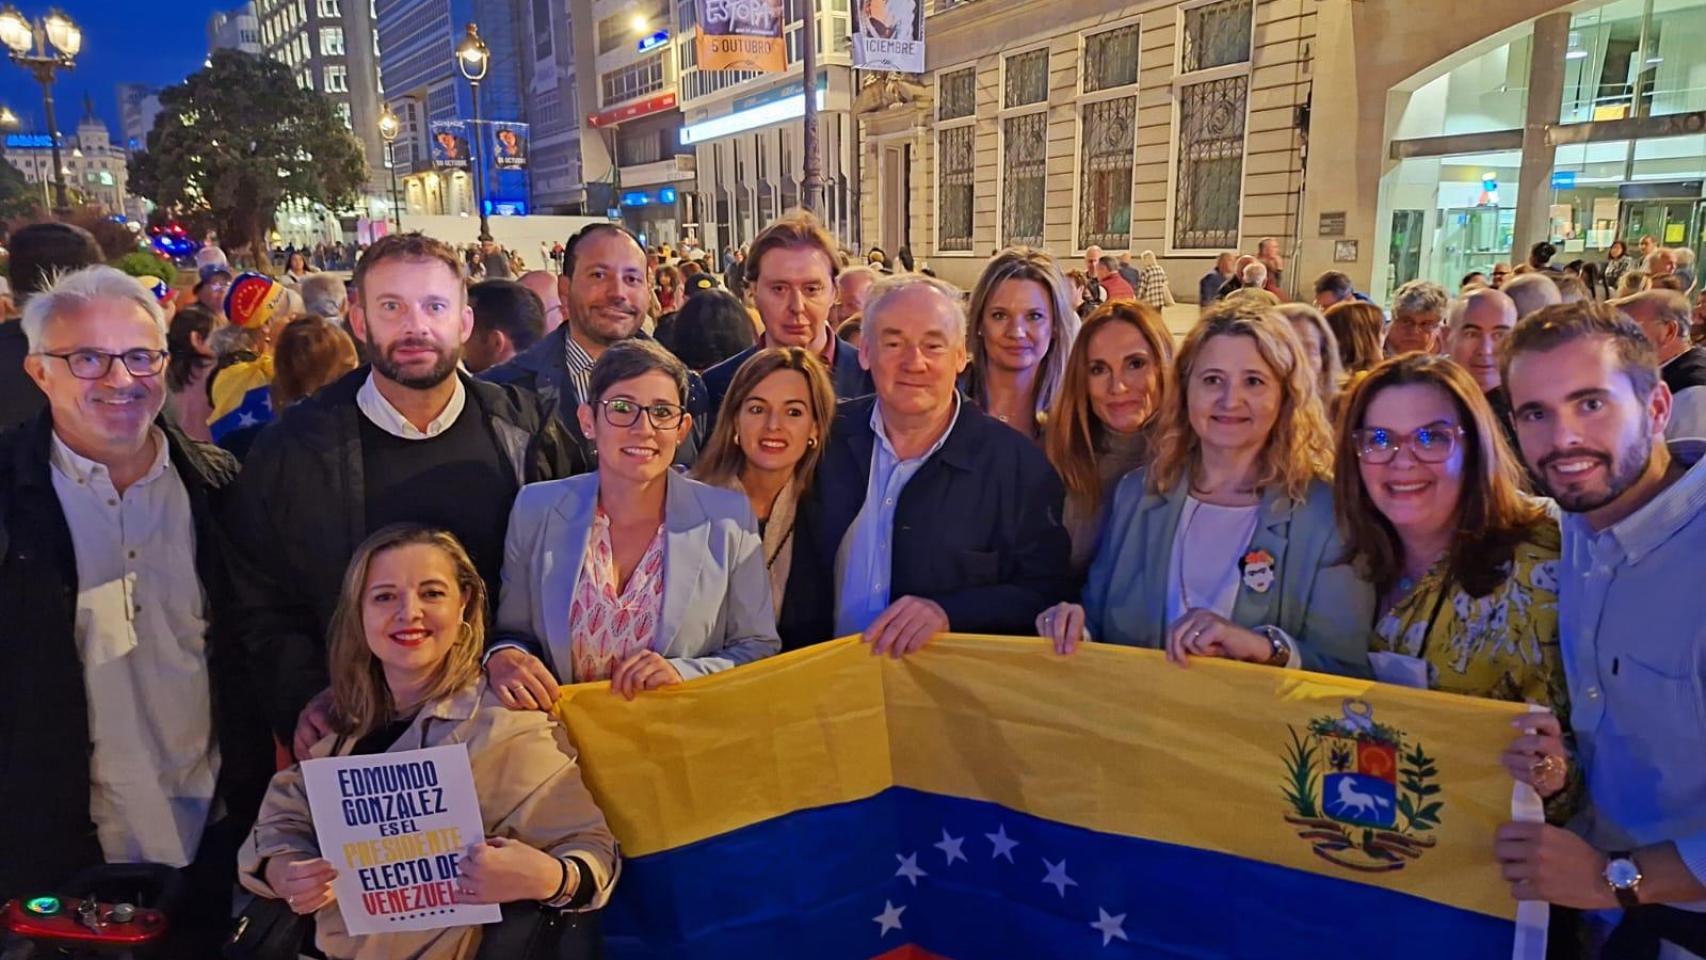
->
[1379, 0, 1706, 295]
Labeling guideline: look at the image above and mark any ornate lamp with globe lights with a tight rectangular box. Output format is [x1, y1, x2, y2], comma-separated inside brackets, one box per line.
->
[377, 102, 404, 230]
[454, 23, 491, 241]
[0, 6, 80, 213]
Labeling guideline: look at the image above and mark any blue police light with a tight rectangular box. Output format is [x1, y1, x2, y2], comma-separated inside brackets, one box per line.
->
[621, 190, 652, 207]
[659, 187, 677, 204]
[637, 29, 669, 53]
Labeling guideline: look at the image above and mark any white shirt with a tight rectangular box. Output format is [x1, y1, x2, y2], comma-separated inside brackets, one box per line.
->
[356, 371, 467, 440]
[1165, 496, 1261, 625]
[1661, 353, 1706, 442]
[1164, 495, 1301, 667]
[49, 429, 219, 868]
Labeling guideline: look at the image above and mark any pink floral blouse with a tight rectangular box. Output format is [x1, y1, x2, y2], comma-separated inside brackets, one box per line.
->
[569, 511, 666, 682]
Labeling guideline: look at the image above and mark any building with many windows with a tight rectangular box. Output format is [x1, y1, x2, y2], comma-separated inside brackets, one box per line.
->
[255, 0, 388, 219]
[206, 3, 262, 56]
[376, 0, 533, 222]
[522, 0, 587, 212]
[851, 0, 1683, 305]
[570, 0, 693, 243]
[3, 100, 134, 217]
[856, 0, 1309, 294]
[672, 0, 857, 254]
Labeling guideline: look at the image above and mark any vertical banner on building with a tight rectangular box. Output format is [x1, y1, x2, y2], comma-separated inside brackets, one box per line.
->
[428, 120, 471, 170]
[852, 0, 924, 72]
[490, 121, 529, 170]
[695, 0, 786, 73]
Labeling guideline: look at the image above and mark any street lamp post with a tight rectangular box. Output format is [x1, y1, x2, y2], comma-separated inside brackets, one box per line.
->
[0, 6, 79, 214]
[455, 23, 491, 242]
[377, 103, 403, 230]
[800, 0, 822, 214]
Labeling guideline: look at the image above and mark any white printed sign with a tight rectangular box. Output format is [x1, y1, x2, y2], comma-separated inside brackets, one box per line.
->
[302, 744, 502, 936]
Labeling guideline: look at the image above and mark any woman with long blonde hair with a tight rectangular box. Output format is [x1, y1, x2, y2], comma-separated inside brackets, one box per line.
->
[963, 248, 1080, 441]
[1043, 300, 1173, 572]
[239, 525, 619, 959]
[1037, 302, 1371, 677]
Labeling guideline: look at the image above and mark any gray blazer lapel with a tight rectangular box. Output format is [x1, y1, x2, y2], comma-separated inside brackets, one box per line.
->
[1140, 482, 1189, 640]
[542, 476, 597, 678]
[659, 471, 709, 653]
[1229, 488, 1294, 630]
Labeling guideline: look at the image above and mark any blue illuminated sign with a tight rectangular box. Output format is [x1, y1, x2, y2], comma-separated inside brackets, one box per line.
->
[1551, 170, 1577, 190]
[621, 187, 681, 207]
[5, 133, 54, 149]
[638, 29, 669, 52]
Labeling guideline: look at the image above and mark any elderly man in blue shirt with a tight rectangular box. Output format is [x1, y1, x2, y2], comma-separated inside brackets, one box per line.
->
[780, 274, 1075, 654]
[1497, 300, 1706, 957]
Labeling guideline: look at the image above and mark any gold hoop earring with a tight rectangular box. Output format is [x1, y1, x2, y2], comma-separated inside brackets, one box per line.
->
[806, 437, 817, 448]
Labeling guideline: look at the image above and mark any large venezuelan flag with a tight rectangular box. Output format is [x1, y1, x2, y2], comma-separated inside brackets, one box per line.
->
[556, 636, 1537, 959]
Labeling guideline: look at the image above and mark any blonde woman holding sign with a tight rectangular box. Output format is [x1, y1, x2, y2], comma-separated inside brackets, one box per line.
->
[238, 524, 618, 959]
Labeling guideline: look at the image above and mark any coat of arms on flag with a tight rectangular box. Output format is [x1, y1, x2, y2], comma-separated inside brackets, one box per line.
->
[1282, 698, 1444, 873]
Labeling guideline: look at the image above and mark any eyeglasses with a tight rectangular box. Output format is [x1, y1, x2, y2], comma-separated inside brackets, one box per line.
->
[598, 398, 686, 430]
[1351, 424, 1464, 465]
[1392, 315, 1443, 333]
[36, 348, 168, 380]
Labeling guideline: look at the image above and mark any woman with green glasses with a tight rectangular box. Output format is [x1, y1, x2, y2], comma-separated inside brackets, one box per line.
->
[484, 339, 780, 709]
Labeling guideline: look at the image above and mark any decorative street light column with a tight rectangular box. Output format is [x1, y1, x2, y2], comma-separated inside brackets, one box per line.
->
[0, 6, 81, 214]
[455, 23, 492, 241]
[377, 102, 404, 230]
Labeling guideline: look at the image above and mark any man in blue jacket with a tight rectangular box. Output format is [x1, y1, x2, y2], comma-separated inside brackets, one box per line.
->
[483, 222, 710, 466]
[781, 274, 1074, 652]
[701, 212, 872, 431]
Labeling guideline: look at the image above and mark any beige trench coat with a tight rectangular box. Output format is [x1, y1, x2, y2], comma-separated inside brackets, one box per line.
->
[238, 679, 619, 960]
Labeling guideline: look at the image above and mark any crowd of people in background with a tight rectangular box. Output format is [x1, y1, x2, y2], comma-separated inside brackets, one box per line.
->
[0, 210, 1702, 960]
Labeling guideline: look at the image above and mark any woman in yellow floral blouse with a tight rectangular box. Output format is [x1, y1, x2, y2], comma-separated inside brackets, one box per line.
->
[1333, 354, 1568, 744]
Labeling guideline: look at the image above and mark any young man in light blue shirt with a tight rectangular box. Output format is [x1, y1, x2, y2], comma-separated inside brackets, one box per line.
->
[1497, 300, 1706, 957]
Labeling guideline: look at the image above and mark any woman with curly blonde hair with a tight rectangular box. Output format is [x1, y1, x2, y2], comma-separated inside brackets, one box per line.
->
[1036, 302, 1371, 678]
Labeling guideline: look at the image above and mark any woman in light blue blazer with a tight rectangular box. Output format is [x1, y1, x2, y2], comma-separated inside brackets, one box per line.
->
[486, 339, 780, 706]
[1037, 304, 1373, 678]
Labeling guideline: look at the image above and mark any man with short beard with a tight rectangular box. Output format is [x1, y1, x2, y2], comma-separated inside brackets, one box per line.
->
[225, 232, 581, 756]
[483, 222, 709, 465]
[1495, 300, 1706, 950]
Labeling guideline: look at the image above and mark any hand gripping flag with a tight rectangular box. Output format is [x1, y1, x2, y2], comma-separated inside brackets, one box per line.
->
[556, 636, 1540, 960]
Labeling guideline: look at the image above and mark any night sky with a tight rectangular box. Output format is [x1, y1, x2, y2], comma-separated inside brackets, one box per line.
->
[0, 0, 233, 141]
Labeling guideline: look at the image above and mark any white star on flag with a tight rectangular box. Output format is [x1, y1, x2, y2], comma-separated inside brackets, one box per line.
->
[895, 852, 927, 887]
[1090, 907, 1128, 946]
[872, 900, 906, 937]
[1041, 858, 1078, 898]
[934, 828, 966, 865]
[236, 411, 258, 428]
[986, 824, 1018, 863]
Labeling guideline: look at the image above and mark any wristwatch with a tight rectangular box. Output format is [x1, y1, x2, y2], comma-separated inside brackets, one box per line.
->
[1604, 851, 1643, 910]
[1257, 627, 1290, 667]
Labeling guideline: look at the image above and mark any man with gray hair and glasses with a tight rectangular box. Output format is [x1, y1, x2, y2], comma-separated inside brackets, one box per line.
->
[0, 265, 271, 952]
[1619, 288, 1706, 440]
[780, 274, 1074, 654]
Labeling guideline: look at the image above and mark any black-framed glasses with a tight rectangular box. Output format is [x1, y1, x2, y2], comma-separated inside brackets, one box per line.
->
[1351, 424, 1464, 465]
[36, 348, 168, 380]
[598, 398, 686, 430]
